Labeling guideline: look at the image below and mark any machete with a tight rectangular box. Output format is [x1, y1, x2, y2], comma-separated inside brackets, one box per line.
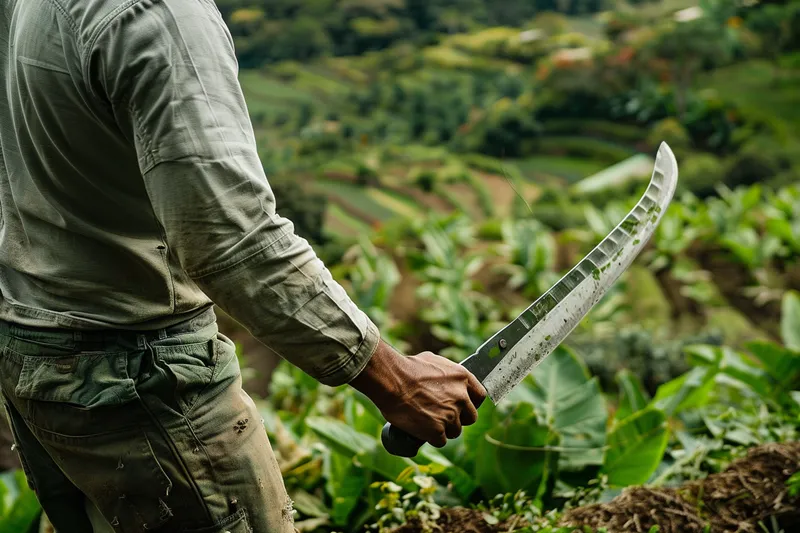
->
[381, 142, 679, 457]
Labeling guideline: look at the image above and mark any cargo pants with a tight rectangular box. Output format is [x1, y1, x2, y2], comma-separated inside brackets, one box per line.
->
[0, 308, 297, 533]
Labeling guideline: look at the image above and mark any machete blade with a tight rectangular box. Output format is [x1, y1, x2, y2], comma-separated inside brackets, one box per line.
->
[381, 142, 678, 456]
[460, 142, 678, 403]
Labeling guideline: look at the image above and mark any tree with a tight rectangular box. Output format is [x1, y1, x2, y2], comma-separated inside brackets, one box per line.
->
[746, 2, 800, 62]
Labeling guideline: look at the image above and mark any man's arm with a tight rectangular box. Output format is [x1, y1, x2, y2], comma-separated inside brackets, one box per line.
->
[87, 0, 484, 446]
[88, 0, 376, 386]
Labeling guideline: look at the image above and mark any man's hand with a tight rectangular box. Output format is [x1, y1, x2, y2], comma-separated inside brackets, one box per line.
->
[350, 340, 486, 448]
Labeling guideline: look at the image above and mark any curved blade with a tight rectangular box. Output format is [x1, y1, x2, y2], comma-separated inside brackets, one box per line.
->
[461, 142, 679, 403]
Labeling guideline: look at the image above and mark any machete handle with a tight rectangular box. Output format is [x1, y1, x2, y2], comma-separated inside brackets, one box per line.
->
[381, 422, 425, 457]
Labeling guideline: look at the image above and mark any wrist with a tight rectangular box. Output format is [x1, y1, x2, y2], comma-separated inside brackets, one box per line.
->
[349, 339, 407, 407]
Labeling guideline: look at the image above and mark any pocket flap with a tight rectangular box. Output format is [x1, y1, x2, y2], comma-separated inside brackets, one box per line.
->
[14, 351, 136, 408]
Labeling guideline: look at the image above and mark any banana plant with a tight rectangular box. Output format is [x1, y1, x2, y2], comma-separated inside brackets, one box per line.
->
[407, 216, 481, 291]
[495, 218, 561, 299]
[701, 184, 763, 237]
[340, 237, 408, 352]
[764, 185, 800, 255]
[418, 283, 504, 360]
[645, 200, 704, 272]
[342, 237, 401, 329]
[719, 226, 786, 270]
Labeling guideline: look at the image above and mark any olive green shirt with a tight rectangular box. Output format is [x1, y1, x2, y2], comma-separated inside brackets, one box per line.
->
[0, 0, 379, 386]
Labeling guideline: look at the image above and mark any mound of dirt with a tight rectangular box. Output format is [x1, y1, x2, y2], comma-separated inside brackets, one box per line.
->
[561, 442, 800, 533]
[388, 442, 800, 533]
[389, 507, 510, 533]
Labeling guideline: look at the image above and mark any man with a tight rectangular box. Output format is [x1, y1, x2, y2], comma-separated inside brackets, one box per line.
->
[0, 0, 486, 531]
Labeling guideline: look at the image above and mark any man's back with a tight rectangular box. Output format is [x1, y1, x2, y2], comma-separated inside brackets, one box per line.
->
[0, 0, 211, 330]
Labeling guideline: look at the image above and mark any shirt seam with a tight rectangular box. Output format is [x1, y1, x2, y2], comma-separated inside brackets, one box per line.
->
[186, 222, 294, 280]
[80, 0, 152, 100]
[316, 320, 380, 386]
[43, 0, 79, 34]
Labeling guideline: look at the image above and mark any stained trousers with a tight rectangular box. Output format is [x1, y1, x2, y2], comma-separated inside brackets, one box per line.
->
[0, 308, 296, 533]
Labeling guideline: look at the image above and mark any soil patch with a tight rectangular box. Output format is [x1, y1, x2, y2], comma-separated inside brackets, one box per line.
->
[562, 442, 800, 533]
[446, 182, 483, 218]
[390, 507, 514, 533]
[387, 442, 800, 533]
[390, 184, 454, 214]
[478, 172, 540, 218]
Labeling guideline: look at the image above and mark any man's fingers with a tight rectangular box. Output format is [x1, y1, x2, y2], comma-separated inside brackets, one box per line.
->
[445, 421, 462, 439]
[428, 432, 447, 448]
[460, 397, 479, 427]
[465, 370, 487, 409]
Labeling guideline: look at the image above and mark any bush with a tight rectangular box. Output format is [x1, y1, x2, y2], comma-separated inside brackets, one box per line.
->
[355, 161, 380, 186]
[647, 118, 692, 152]
[270, 176, 328, 245]
[412, 168, 438, 192]
[679, 153, 726, 198]
[724, 138, 794, 189]
[477, 218, 504, 240]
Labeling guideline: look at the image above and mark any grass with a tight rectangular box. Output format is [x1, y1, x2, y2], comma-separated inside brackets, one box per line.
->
[325, 204, 372, 237]
[515, 155, 609, 184]
[313, 180, 398, 222]
[366, 188, 422, 219]
[534, 136, 637, 163]
[240, 71, 316, 103]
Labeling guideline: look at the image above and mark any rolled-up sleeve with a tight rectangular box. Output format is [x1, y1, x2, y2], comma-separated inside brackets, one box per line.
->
[86, 0, 379, 386]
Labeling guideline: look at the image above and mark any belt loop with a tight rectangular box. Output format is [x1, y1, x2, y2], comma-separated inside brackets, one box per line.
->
[157, 328, 168, 341]
[136, 334, 147, 350]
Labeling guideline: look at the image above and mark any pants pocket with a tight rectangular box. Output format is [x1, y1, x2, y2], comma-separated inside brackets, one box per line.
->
[151, 339, 216, 415]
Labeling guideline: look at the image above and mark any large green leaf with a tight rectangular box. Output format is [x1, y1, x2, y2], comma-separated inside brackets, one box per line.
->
[685, 345, 771, 399]
[324, 451, 369, 527]
[416, 447, 478, 500]
[614, 369, 651, 422]
[603, 408, 669, 487]
[305, 417, 376, 457]
[344, 392, 383, 437]
[528, 346, 607, 470]
[652, 365, 717, 416]
[745, 341, 800, 395]
[474, 404, 560, 501]
[782, 290, 800, 351]
[306, 417, 415, 485]
[461, 399, 498, 459]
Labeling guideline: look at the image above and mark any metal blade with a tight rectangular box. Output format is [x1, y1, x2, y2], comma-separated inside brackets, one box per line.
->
[461, 142, 679, 403]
